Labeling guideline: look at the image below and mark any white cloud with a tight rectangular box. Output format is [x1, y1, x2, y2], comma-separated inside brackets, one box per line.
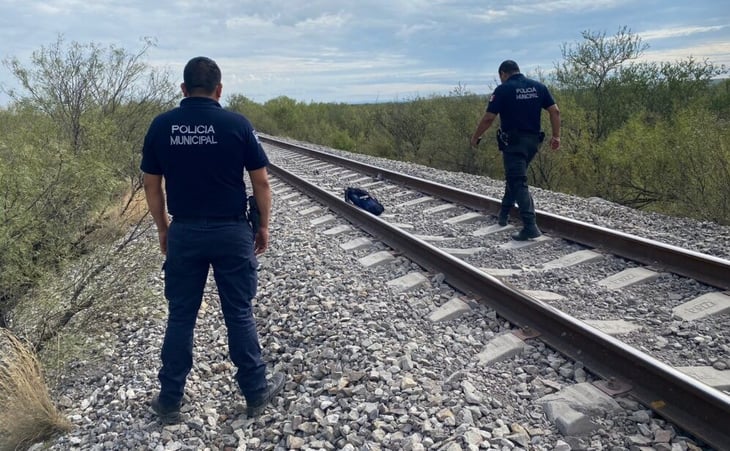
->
[640, 25, 726, 41]
[396, 23, 437, 39]
[638, 41, 730, 66]
[32, 3, 65, 14]
[520, 0, 629, 13]
[295, 12, 350, 30]
[472, 10, 508, 23]
[225, 14, 278, 30]
[415, 69, 458, 79]
[471, 0, 629, 17]
[28, 0, 135, 16]
[220, 52, 413, 79]
[473, 0, 628, 24]
[26, 0, 81, 14]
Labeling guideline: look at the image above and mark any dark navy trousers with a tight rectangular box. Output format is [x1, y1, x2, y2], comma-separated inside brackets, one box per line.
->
[158, 218, 267, 406]
[501, 133, 540, 226]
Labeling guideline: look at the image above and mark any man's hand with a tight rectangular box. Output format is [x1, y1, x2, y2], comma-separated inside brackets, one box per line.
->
[143, 173, 170, 255]
[550, 136, 561, 151]
[471, 112, 496, 149]
[158, 228, 168, 255]
[249, 166, 271, 256]
[254, 228, 269, 255]
[547, 104, 561, 151]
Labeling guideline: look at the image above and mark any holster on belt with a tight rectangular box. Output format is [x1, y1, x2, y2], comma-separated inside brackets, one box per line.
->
[246, 195, 260, 232]
[499, 129, 546, 149]
[496, 128, 509, 151]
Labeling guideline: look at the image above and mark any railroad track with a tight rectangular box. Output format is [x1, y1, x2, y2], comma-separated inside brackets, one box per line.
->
[259, 135, 730, 450]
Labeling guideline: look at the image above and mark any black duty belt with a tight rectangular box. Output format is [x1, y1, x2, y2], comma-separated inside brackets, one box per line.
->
[172, 215, 246, 224]
[505, 130, 546, 143]
[505, 129, 540, 136]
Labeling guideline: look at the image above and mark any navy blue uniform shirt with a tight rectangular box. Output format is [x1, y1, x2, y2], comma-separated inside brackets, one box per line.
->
[487, 74, 555, 134]
[140, 97, 269, 217]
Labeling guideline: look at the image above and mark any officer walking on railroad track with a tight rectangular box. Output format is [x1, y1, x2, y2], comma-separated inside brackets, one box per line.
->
[141, 56, 284, 423]
[470, 60, 561, 240]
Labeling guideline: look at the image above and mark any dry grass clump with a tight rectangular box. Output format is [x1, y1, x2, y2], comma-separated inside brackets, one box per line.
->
[0, 329, 72, 451]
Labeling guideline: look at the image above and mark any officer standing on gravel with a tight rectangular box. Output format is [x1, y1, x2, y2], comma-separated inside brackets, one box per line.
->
[141, 56, 284, 423]
[470, 60, 561, 240]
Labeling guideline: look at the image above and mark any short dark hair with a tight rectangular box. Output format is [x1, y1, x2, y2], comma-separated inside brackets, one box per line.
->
[183, 56, 221, 94]
[498, 60, 520, 75]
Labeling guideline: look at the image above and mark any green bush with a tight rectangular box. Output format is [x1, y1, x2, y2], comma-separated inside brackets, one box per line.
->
[0, 36, 177, 325]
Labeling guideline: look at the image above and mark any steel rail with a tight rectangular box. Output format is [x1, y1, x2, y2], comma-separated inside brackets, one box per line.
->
[268, 160, 730, 450]
[261, 135, 730, 291]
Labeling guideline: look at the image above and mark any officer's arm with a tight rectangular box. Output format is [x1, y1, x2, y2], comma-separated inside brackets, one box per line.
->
[546, 104, 561, 150]
[249, 167, 271, 255]
[249, 167, 271, 230]
[143, 173, 169, 254]
[471, 112, 497, 147]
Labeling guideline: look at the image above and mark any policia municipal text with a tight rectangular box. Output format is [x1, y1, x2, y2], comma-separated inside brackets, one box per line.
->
[470, 60, 561, 240]
[141, 56, 285, 423]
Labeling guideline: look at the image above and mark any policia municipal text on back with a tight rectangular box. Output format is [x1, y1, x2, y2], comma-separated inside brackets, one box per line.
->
[141, 56, 285, 423]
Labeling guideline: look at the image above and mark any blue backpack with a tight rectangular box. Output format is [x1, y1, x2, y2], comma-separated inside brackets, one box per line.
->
[345, 187, 385, 216]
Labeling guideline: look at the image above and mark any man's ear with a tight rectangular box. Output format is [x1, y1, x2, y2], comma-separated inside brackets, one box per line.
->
[215, 83, 223, 100]
[181, 82, 189, 97]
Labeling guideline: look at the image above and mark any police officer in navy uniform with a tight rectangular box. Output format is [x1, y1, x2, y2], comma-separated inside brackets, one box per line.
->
[141, 56, 284, 423]
[470, 60, 561, 240]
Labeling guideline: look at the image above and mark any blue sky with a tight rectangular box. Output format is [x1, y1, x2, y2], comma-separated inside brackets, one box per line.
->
[0, 0, 728, 105]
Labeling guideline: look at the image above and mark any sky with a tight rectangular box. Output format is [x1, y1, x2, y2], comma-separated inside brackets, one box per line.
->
[0, 0, 729, 106]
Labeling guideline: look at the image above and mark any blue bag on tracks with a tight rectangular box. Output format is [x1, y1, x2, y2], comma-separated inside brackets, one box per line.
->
[344, 187, 384, 216]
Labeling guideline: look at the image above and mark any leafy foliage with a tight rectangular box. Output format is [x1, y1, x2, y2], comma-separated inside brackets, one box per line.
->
[0, 36, 178, 325]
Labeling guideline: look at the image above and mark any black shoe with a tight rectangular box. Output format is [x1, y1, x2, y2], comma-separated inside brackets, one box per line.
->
[497, 212, 509, 227]
[150, 396, 181, 424]
[246, 372, 285, 417]
[512, 226, 542, 241]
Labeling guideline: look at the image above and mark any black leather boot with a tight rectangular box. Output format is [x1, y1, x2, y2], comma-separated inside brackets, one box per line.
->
[512, 224, 542, 241]
[507, 176, 539, 240]
[497, 209, 509, 227]
[246, 372, 285, 417]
